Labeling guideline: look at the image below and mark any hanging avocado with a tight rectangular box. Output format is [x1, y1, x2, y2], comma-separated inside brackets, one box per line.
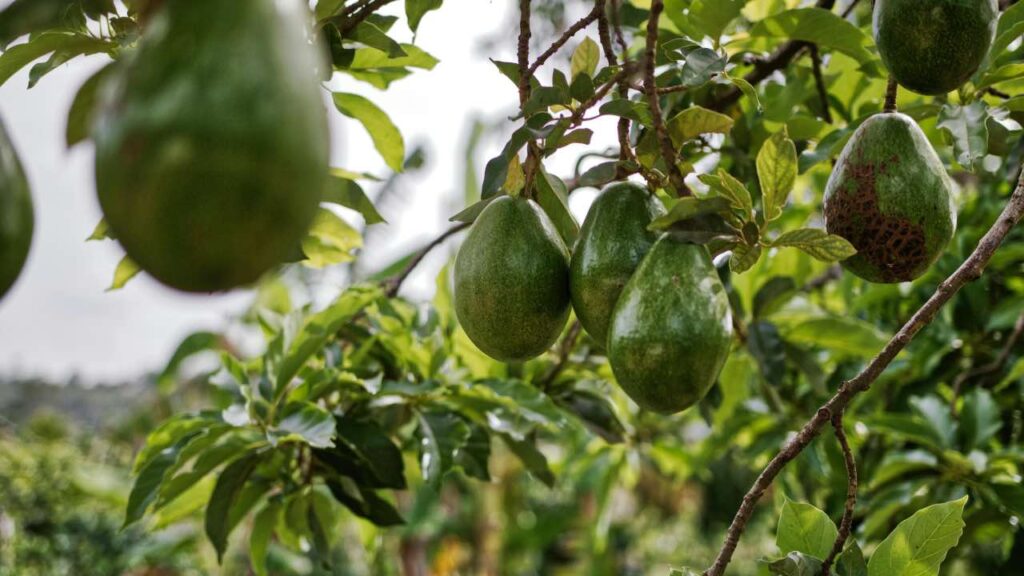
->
[824, 113, 956, 283]
[607, 236, 733, 414]
[454, 196, 571, 362]
[874, 0, 998, 95]
[93, 0, 329, 292]
[0, 118, 32, 301]
[570, 182, 664, 346]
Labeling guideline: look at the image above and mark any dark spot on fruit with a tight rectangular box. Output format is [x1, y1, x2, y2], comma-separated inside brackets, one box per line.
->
[824, 146, 928, 283]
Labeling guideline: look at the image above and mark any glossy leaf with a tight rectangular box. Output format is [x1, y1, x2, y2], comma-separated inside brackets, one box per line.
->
[777, 499, 838, 559]
[867, 497, 968, 576]
[772, 228, 857, 262]
[757, 129, 797, 222]
[205, 453, 262, 562]
[333, 92, 406, 172]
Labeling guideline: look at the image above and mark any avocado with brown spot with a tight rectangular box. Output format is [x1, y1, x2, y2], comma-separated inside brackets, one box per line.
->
[824, 113, 956, 283]
[607, 236, 733, 414]
[93, 0, 328, 292]
[0, 118, 32, 301]
[874, 0, 998, 96]
[570, 183, 664, 346]
[454, 196, 571, 362]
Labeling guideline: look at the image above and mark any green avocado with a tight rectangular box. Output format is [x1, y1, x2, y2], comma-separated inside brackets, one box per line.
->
[454, 196, 571, 362]
[824, 113, 956, 283]
[0, 118, 33, 301]
[607, 236, 733, 414]
[93, 0, 328, 292]
[570, 182, 664, 346]
[874, 0, 998, 95]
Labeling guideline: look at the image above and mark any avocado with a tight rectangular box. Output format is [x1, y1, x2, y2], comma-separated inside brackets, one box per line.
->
[93, 0, 328, 292]
[454, 196, 571, 362]
[0, 118, 33, 301]
[874, 0, 998, 95]
[607, 236, 733, 414]
[570, 183, 664, 346]
[824, 113, 956, 283]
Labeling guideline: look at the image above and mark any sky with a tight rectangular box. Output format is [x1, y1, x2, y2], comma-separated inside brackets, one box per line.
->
[0, 1, 611, 383]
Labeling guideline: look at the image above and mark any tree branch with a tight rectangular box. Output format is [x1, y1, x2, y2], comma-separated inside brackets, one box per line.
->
[809, 45, 833, 124]
[644, 0, 691, 197]
[337, 0, 397, 35]
[526, 2, 604, 77]
[821, 412, 858, 576]
[704, 168, 1024, 576]
[883, 76, 899, 113]
[384, 223, 470, 298]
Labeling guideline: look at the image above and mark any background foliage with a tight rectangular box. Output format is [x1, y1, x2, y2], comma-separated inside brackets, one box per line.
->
[3, 0, 1024, 574]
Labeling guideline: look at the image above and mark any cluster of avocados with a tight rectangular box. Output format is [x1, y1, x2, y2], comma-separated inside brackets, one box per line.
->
[454, 185, 733, 415]
[825, 0, 997, 283]
[93, 0, 329, 293]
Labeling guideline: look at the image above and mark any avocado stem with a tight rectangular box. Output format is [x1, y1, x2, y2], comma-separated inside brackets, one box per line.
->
[883, 76, 899, 113]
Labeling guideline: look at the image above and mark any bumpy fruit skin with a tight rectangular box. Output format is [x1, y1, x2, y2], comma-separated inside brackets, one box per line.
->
[824, 113, 956, 283]
[454, 196, 571, 362]
[607, 237, 733, 414]
[570, 183, 665, 346]
[874, 0, 997, 95]
[93, 0, 328, 292]
[0, 118, 33, 301]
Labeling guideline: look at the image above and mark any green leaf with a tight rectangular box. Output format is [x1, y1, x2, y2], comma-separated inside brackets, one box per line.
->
[157, 331, 222, 390]
[250, 500, 280, 576]
[937, 102, 989, 171]
[65, 61, 113, 146]
[481, 127, 531, 199]
[206, 454, 262, 563]
[500, 433, 555, 487]
[450, 195, 500, 223]
[326, 478, 405, 526]
[345, 43, 438, 70]
[0, 0, 71, 44]
[555, 389, 626, 444]
[959, 388, 1001, 450]
[837, 542, 868, 576]
[301, 208, 362, 268]
[107, 256, 140, 291]
[699, 169, 752, 215]
[404, 0, 442, 33]
[534, 168, 579, 246]
[276, 285, 382, 393]
[679, 47, 727, 87]
[730, 242, 762, 274]
[867, 497, 968, 576]
[457, 422, 492, 480]
[724, 71, 762, 112]
[666, 105, 734, 144]
[86, 218, 111, 241]
[687, 0, 747, 41]
[0, 32, 112, 87]
[599, 99, 653, 125]
[991, 1, 1024, 63]
[570, 37, 600, 80]
[577, 161, 620, 188]
[315, 417, 406, 489]
[750, 8, 877, 69]
[416, 410, 470, 487]
[977, 63, 1024, 90]
[777, 499, 839, 559]
[332, 92, 405, 172]
[348, 21, 406, 58]
[132, 414, 218, 474]
[124, 431, 202, 527]
[649, 196, 734, 230]
[782, 317, 887, 358]
[276, 402, 335, 448]
[862, 415, 946, 450]
[772, 228, 857, 262]
[765, 552, 824, 576]
[757, 129, 797, 221]
[324, 170, 385, 224]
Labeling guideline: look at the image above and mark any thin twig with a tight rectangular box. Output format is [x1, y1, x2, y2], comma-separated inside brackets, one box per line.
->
[809, 45, 833, 124]
[526, 2, 604, 77]
[703, 168, 1024, 576]
[883, 76, 899, 113]
[517, 0, 532, 107]
[384, 223, 470, 298]
[951, 311, 1024, 415]
[601, 0, 645, 180]
[643, 0, 691, 197]
[987, 87, 1013, 100]
[821, 412, 858, 576]
[841, 0, 863, 18]
[337, 0, 396, 35]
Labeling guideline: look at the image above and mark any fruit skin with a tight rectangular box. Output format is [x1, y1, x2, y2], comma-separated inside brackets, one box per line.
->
[874, 0, 997, 96]
[0, 118, 33, 301]
[824, 113, 956, 283]
[93, 0, 328, 292]
[607, 236, 733, 414]
[570, 183, 665, 346]
[454, 196, 571, 362]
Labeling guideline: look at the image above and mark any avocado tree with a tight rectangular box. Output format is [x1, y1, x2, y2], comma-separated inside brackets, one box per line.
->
[3, 0, 1024, 574]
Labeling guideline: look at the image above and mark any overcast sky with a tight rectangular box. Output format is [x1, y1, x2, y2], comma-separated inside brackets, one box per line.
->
[0, 1, 610, 383]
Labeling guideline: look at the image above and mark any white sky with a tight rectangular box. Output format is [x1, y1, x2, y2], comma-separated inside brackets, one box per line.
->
[0, 1, 611, 382]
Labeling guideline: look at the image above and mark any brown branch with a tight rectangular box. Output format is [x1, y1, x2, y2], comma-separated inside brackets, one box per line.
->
[526, 2, 604, 78]
[821, 412, 858, 576]
[809, 45, 833, 124]
[987, 87, 1013, 100]
[709, 0, 835, 111]
[601, 0, 645, 181]
[883, 76, 899, 113]
[643, 0, 691, 197]
[337, 0, 397, 35]
[704, 168, 1024, 576]
[951, 311, 1024, 415]
[517, 0, 532, 107]
[384, 223, 470, 298]
[841, 0, 863, 18]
